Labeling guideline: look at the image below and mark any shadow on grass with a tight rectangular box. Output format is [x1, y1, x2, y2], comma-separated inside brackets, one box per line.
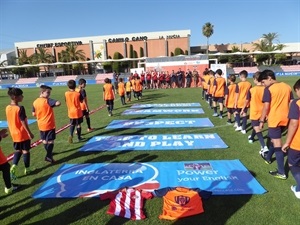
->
[84, 152, 127, 163]
[8, 198, 106, 225]
[106, 216, 130, 225]
[171, 170, 257, 225]
[0, 170, 65, 224]
[88, 126, 152, 138]
[111, 153, 158, 163]
[4, 151, 160, 224]
[171, 195, 252, 225]
[80, 126, 107, 136]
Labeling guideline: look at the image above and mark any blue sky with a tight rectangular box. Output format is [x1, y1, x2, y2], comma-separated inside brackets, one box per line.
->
[0, 0, 299, 51]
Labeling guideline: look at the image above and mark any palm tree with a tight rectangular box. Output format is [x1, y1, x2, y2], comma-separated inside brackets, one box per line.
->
[60, 44, 86, 62]
[16, 49, 35, 77]
[18, 49, 30, 65]
[32, 47, 54, 76]
[202, 22, 214, 56]
[253, 33, 286, 65]
[58, 44, 86, 75]
[34, 47, 54, 63]
[262, 32, 279, 46]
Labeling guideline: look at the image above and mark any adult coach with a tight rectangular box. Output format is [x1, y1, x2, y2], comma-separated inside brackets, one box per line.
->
[177, 68, 184, 88]
[258, 70, 294, 180]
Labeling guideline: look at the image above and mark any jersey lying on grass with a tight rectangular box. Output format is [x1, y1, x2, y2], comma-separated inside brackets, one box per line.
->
[100, 188, 153, 220]
[154, 187, 212, 220]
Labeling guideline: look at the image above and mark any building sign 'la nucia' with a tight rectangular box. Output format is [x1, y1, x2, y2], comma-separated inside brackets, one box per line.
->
[159, 34, 181, 39]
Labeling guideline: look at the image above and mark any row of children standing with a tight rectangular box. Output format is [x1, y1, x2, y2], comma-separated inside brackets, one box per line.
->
[1, 75, 152, 194]
[202, 70, 256, 133]
[126, 69, 201, 90]
[202, 68, 300, 199]
[202, 69, 276, 155]
[116, 76, 143, 104]
[1, 78, 95, 194]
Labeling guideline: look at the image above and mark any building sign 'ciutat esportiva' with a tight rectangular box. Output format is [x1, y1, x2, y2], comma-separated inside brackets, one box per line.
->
[108, 36, 148, 43]
[36, 41, 83, 48]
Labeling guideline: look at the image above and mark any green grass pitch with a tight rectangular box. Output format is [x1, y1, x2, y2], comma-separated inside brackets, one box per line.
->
[0, 76, 299, 225]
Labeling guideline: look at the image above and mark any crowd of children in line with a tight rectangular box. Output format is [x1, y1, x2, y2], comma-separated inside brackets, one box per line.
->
[122, 68, 201, 90]
[202, 68, 300, 199]
[1, 71, 300, 202]
[0, 75, 148, 194]
[0, 79, 91, 194]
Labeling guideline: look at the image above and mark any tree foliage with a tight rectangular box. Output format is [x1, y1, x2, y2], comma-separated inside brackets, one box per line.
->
[217, 46, 252, 66]
[174, 48, 184, 56]
[202, 22, 214, 55]
[13, 49, 38, 77]
[18, 49, 30, 64]
[57, 44, 86, 75]
[58, 44, 86, 62]
[102, 56, 112, 72]
[31, 47, 54, 76]
[252, 32, 286, 65]
[133, 50, 138, 68]
[112, 52, 123, 72]
[140, 47, 144, 58]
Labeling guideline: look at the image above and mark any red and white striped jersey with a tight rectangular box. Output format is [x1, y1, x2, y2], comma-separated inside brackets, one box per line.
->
[100, 188, 153, 220]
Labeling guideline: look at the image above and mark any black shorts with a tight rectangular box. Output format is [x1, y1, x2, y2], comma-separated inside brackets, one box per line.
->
[70, 117, 83, 126]
[213, 97, 224, 103]
[14, 139, 31, 151]
[251, 120, 260, 127]
[236, 108, 248, 114]
[82, 110, 89, 116]
[288, 148, 300, 166]
[106, 100, 114, 105]
[40, 129, 56, 141]
[268, 126, 286, 139]
[227, 108, 235, 114]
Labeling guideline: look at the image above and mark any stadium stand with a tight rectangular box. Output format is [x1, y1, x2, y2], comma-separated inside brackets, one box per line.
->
[280, 65, 300, 72]
[53, 75, 78, 82]
[16, 77, 38, 84]
[0, 79, 17, 85]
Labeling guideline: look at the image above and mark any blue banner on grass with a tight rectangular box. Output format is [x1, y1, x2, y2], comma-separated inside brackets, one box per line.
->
[0, 119, 36, 128]
[80, 133, 227, 151]
[122, 108, 204, 115]
[105, 118, 214, 129]
[32, 160, 266, 198]
[131, 103, 201, 108]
